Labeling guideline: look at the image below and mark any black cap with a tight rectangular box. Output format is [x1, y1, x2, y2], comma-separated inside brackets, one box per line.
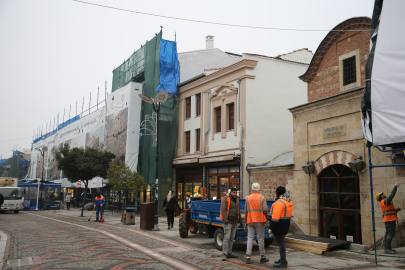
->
[276, 186, 286, 197]
[231, 187, 238, 192]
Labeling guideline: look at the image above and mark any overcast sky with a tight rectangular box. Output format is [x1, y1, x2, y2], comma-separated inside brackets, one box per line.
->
[0, 0, 373, 159]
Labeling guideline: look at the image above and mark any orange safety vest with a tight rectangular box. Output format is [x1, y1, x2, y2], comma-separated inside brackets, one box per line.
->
[269, 198, 293, 222]
[381, 199, 397, 222]
[245, 193, 267, 224]
[219, 196, 239, 220]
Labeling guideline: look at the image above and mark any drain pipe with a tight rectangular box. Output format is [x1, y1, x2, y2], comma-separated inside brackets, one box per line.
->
[202, 90, 212, 192]
[237, 79, 243, 198]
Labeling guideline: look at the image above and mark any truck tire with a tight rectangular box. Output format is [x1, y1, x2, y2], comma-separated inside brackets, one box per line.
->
[214, 227, 224, 251]
[264, 238, 273, 247]
[179, 212, 189, 238]
[14, 210, 19, 214]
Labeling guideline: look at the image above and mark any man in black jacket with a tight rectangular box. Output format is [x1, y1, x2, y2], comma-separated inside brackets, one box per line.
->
[220, 187, 240, 261]
[0, 193, 4, 209]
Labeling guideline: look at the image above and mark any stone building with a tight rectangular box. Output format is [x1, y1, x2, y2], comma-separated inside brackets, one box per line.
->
[289, 17, 405, 246]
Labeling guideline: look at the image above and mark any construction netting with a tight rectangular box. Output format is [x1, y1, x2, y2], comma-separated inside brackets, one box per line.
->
[0, 152, 30, 179]
[112, 44, 145, 92]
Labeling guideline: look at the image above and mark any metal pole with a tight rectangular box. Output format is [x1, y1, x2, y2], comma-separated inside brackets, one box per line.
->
[97, 87, 99, 110]
[153, 102, 160, 231]
[367, 145, 378, 265]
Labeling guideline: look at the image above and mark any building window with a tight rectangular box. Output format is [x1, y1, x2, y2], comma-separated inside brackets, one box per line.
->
[343, 56, 356, 86]
[228, 103, 234, 130]
[185, 97, 191, 119]
[215, 107, 221, 133]
[185, 131, 190, 152]
[196, 129, 200, 151]
[196, 94, 201, 116]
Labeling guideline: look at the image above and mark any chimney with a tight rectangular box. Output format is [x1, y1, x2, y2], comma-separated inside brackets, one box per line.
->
[206, 35, 214, 49]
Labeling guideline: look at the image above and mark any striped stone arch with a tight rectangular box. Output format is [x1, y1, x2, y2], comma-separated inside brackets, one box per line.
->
[314, 150, 358, 176]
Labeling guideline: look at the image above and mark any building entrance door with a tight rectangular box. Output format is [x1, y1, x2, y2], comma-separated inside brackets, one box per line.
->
[319, 164, 361, 243]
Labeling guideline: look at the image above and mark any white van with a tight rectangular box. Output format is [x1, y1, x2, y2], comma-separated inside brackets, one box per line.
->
[0, 178, 24, 213]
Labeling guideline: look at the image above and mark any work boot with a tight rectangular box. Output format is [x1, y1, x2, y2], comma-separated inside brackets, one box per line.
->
[226, 253, 238, 258]
[222, 255, 227, 261]
[384, 249, 396, 254]
[171, 223, 173, 228]
[260, 256, 269, 263]
[94, 220, 99, 222]
[274, 259, 281, 264]
[273, 260, 288, 268]
[168, 226, 170, 230]
[245, 257, 251, 264]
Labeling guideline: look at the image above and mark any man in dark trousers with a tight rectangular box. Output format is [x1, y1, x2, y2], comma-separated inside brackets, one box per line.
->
[375, 182, 401, 254]
[0, 193, 4, 209]
[269, 186, 293, 268]
[220, 187, 240, 261]
[93, 193, 105, 222]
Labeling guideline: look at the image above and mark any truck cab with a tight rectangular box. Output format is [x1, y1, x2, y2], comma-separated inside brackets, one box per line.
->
[0, 177, 24, 213]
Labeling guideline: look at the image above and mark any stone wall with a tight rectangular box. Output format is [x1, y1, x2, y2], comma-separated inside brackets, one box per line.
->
[247, 166, 293, 200]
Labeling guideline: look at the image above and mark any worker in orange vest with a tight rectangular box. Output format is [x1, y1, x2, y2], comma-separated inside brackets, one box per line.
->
[93, 193, 105, 222]
[269, 186, 293, 268]
[220, 187, 240, 261]
[375, 182, 401, 254]
[245, 182, 269, 264]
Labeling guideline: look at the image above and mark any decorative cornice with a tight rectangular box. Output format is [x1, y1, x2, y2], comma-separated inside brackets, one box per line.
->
[179, 59, 258, 92]
[299, 17, 371, 83]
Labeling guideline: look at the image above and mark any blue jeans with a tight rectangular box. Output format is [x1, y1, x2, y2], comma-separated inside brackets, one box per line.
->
[96, 207, 104, 220]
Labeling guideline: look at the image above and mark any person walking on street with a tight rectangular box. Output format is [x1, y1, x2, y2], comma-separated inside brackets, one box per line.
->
[245, 183, 269, 264]
[269, 186, 293, 268]
[163, 190, 182, 230]
[0, 193, 4, 208]
[220, 187, 240, 261]
[93, 193, 105, 222]
[65, 192, 72, 210]
[375, 182, 401, 254]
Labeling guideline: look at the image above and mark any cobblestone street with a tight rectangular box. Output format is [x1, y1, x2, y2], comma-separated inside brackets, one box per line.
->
[0, 210, 404, 269]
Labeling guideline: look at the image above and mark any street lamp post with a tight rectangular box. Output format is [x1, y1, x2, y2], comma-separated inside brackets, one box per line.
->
[35, 147, 47, 211]
[139, 91, 169, 231]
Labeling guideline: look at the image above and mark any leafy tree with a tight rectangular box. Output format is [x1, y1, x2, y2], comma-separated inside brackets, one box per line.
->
[107, 162, 146, 209]
[55, 143, 115, 217]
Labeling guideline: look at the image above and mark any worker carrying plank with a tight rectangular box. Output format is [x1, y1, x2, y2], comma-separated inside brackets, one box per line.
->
[269, 186, 293, 268]
[375, 182, 401, 254]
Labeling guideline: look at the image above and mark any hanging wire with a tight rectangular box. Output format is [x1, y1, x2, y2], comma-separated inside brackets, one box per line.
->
[72, 0, 372, 32]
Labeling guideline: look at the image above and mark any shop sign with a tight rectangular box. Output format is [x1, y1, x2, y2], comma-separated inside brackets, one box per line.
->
[323, 124, 346, 138]
[346, 235, 353, 242]
[199, 154, 234, 163]
[173, 158, 198, 165]
[330, 235, 336, 239]
[77, 181, 81, 188]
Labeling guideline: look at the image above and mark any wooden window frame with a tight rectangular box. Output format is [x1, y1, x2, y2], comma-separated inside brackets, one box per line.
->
[228, 103, 234, 130]
[185, 131, 190, 153]
[185, 97, 191, 119]
[215, 107, 221, 133]
[196, 94, 201, 116]
[196, 129, 200, 151]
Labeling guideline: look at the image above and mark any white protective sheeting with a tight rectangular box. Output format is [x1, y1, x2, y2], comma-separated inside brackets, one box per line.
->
[31, 82, 142, 184]
[371, 1, 405, 146]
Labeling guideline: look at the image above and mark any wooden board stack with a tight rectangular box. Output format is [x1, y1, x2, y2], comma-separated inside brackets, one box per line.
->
[284, 237, 331, 255]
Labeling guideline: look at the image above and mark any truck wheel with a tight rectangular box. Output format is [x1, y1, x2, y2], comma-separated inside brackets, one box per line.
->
[214, 227, 224, 251]
[14, 210, 19, 214]
[179, 212, 189, 238]
[265, 238, 273, 247]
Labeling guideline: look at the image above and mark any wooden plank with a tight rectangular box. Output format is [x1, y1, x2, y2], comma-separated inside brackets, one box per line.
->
[285, 237, 330, 249]
[284, 242, 325, 255]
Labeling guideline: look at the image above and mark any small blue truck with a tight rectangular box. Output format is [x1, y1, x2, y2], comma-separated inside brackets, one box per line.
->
[179, 198, 275, 250]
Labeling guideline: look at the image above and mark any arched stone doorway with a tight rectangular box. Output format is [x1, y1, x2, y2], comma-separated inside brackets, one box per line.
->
[318, 164, 362, 244]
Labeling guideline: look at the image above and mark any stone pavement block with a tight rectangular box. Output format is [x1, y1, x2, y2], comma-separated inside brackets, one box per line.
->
[309, 262, 336, 269]
[288, 266, 316, 270]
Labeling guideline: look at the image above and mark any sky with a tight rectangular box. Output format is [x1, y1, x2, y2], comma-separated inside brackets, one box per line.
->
[0, 0, 373, 159]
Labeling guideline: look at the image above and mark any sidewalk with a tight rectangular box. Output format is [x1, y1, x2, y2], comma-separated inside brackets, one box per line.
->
[47, 209, 405, 269]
